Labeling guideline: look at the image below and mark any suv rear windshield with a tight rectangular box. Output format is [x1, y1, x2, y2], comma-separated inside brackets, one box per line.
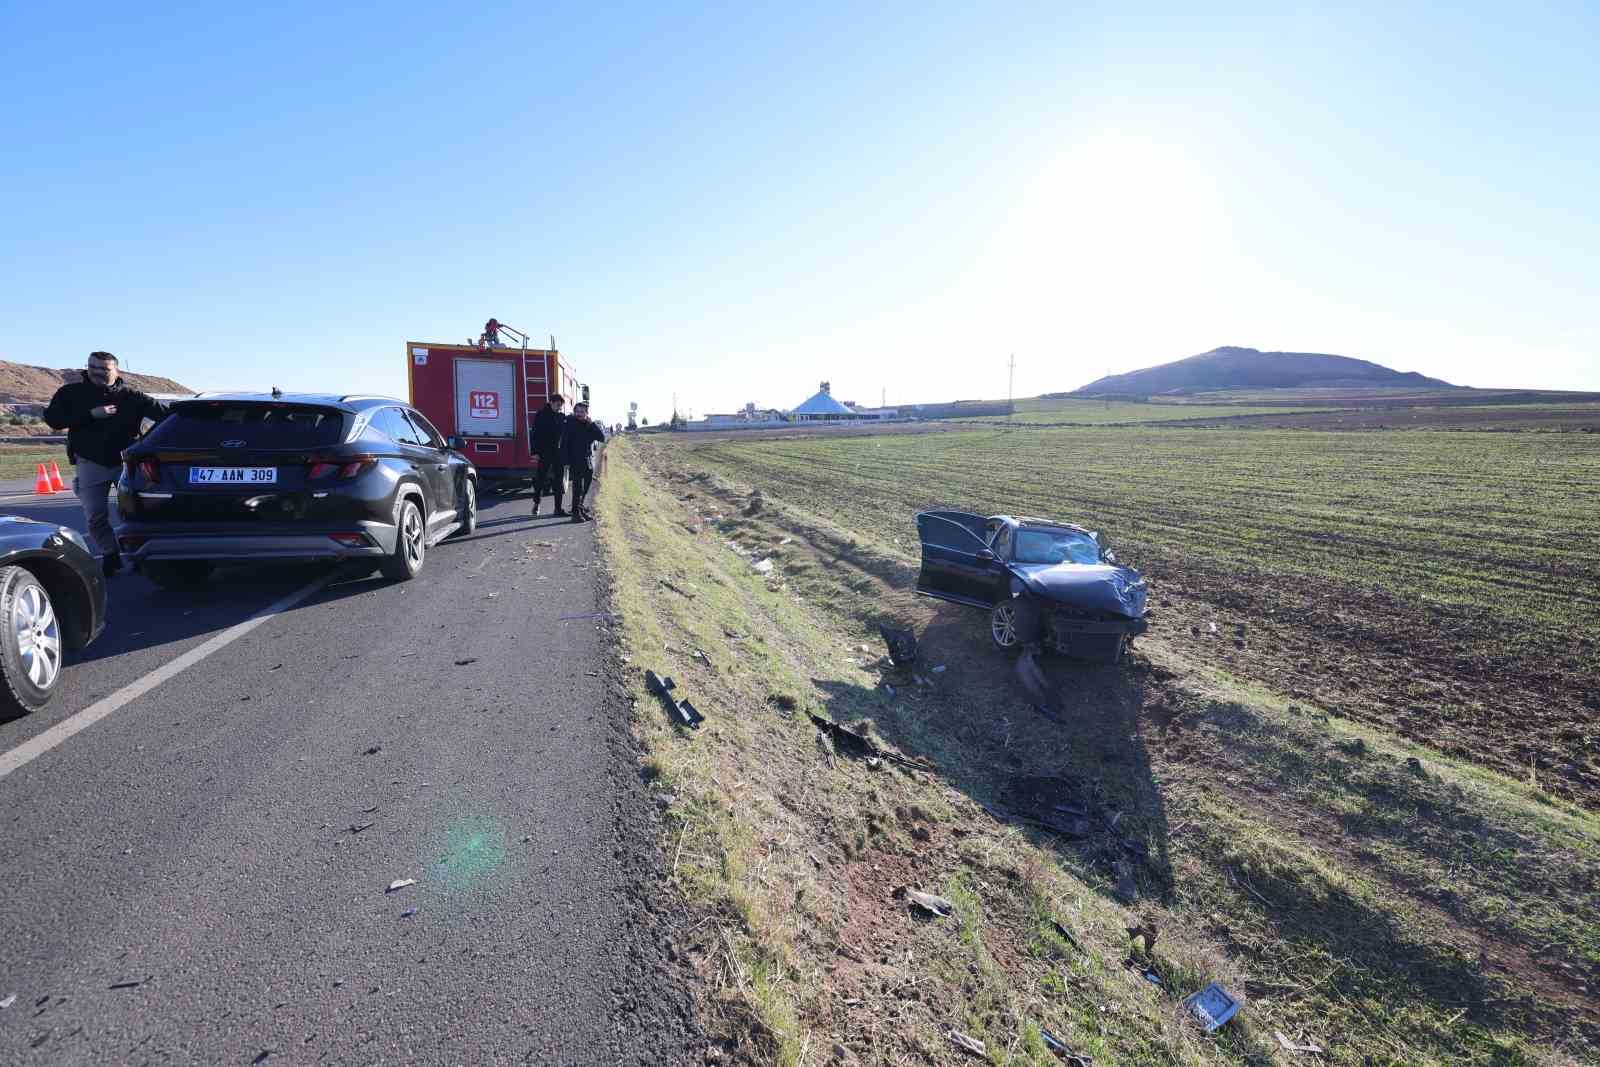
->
[144, 403, 347, 449]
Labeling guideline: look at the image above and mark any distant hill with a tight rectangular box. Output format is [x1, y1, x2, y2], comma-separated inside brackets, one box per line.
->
[1072, 347, 1454, 396]
[0, 359, 193, 408]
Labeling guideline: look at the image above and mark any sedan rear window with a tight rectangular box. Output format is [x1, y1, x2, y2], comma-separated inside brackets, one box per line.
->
[144, 403, 347, 449]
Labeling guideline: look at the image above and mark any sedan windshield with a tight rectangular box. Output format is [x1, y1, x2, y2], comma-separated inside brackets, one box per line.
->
[1013, 527, 1101, 565]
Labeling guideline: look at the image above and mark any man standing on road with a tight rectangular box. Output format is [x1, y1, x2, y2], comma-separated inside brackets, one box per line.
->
[530, 393, 568, 517]
[42, 351, 168, 576]
[561, 401, 606, 523]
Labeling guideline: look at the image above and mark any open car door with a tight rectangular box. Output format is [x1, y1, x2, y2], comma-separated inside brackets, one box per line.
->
[916, 511, 997, 606]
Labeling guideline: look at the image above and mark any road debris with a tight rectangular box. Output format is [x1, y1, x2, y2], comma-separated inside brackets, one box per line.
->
[453, 658, 478, 666]
[362, 745, 382, 756]
[1275, 1032, 1325, 1055]
[659, 577, 698, 598]
[947, 1030, 987, 1057]
[877, 624, 918, 670]
[1039, 1028, 1091, 1064]
[808, 712, 935, 771]
[400, 909, 417, 919]
[1051, 919, 1084, 954]
[349, 822, 374, 834]
[1125, 921, 1159, 952]
[1183, 982, 1240, 1032]
[485, 592, 499, 599]
[386, 878, 417, 893]
[645, 670, 704, 728]
[1407, 756, 1426, 775]
[0, 994, 15, 1009]
[109, 979, 145, 990]
[751, 558, 774, 575]
[895, 887, 954, 917]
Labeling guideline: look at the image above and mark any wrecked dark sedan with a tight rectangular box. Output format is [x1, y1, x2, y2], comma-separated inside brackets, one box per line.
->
[915, 511, 1148, 663]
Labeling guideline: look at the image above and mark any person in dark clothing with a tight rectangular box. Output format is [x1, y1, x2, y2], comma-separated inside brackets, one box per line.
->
[530, 393, 568, 516]
[42, 351, 168, 575]
[560, 401, 606, 523]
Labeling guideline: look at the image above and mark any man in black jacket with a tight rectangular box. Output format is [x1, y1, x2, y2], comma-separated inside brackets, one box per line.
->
[43, 351, 169, 575]
[530, 393, 567, 516]
[561, 401, 606, 523]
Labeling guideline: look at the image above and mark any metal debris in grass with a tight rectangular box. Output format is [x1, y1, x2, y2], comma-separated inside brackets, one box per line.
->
[895, 887, 954, 918]
[947, 1030, 987, 1057]
[1275, 1032, 1325, 1055]
[808, 712, 934, 772]
[1040, 1028, 1092, 1064]
[645, 670, 704, 728]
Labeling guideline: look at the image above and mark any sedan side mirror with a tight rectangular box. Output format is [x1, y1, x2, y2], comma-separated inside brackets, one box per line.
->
[446, 435, 466, 451]
[976, 548, 996, 562]
[1104, 550, 1118, 564]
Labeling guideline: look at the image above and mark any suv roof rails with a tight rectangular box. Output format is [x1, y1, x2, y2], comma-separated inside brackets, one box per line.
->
[339, 394, 403, 404]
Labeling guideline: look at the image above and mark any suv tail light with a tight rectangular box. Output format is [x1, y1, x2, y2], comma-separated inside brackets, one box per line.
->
[308, 456, 376, 480]
[127, 458, 160, 484]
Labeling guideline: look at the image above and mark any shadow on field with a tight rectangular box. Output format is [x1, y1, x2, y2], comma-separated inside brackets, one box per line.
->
[811, 601, 1177, 906]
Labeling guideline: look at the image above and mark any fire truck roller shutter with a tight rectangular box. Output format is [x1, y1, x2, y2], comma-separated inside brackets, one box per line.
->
[454, 359, 517, 438]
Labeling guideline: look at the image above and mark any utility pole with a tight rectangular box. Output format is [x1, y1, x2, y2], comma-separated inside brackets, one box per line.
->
[1008, 353, 1016, 423]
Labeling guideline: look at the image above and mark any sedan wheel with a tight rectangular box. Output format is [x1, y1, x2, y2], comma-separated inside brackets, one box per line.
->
[0, 565, 63, 715]
[990, 602, 1020, 650]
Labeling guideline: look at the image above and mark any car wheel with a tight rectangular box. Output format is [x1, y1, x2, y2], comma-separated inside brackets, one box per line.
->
[454, 479, 477, 538]
[381, 497, 426, 581]
[989, 601, 1020, 651]
[0, 565, 64, 716]
[143, 561, 214, 590]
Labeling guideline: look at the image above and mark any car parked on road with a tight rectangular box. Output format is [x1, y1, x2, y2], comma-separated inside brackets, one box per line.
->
[116, 394, 478, 588]
[0, 516, 108, 716]
[915, 510, 1149, 663]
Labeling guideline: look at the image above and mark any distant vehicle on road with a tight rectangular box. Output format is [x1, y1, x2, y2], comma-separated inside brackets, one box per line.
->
[116, 394, 478, 588]
[406, 337, 588, 494]
[0, 516, 107, 716]
[915, 510, 1149, 663]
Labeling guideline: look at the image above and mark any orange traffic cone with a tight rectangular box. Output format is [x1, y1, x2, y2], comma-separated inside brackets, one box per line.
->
[47, 461, 65, 493]
[33, 464, 52, 495]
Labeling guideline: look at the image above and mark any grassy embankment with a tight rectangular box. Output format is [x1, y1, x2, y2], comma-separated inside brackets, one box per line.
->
[597, 431, 1599, 1066]
[947, 399, 1334, 427]
[0, 444, 65, 481]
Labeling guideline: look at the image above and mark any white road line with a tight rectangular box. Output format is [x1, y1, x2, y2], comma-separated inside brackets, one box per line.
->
[0, 574, 332, 782]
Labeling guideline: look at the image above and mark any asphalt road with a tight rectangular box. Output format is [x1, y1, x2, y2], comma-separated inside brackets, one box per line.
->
[0, 481, 700, 1064]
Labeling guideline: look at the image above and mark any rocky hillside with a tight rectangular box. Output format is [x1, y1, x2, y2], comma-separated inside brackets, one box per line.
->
[1074, 346, 1455, 396]
[0, 359, 193, 407]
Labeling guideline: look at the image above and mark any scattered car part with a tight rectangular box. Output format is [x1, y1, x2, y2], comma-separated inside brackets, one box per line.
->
[1051, 919, 1084, 954]
[645, 670, 704, 728]
[1039, 1028, 1091, 1064]
[895, 887, 954, 918]
[386, 878, 417, 893]
[1183, 982, 1240, 1032]
[807, 712, 933, 771]
[948, 1031, 986, 1058]
[877, 623, 919, 670]
[1275, 1031, 1324, 1055]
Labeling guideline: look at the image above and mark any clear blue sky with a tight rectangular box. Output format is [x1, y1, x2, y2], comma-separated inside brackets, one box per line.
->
[3, 2, 1596, 424]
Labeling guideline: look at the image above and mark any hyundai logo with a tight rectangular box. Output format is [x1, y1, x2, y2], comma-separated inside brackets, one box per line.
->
[221, 439, 246, 448]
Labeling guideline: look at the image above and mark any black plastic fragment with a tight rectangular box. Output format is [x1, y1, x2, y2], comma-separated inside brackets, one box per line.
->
[645, 670, 704, 728]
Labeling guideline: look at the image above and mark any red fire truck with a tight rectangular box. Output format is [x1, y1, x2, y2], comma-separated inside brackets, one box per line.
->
[406, 332, 587, 493]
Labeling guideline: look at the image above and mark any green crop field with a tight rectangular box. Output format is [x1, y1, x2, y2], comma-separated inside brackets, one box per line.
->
[948, 398, 1333, 425]
[0, 444, 65, 481]
[681, 424, 1600, 804]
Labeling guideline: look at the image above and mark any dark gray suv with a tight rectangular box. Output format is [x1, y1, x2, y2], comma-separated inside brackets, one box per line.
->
[116, 394, 478, 588]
